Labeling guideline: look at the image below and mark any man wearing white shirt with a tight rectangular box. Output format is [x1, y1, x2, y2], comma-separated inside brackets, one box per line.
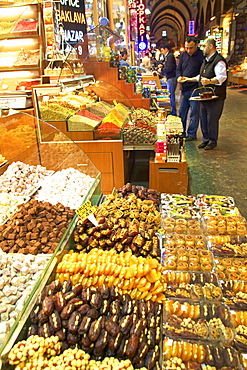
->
[181, 38, 227, 150]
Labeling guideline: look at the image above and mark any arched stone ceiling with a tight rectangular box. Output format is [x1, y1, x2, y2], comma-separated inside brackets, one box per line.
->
[148, 0, 194, 41]
[148, 0, 235, 45]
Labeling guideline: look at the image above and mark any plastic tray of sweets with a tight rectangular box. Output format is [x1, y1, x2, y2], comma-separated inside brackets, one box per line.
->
[162, 271, 223, 301]
[163, 337, 242, 369]
[208, 235, 247, 257]
[162, 234, 207, 251]
[161, 216, 203, 235]
[161, 248, 214, 273]
[220, 280, 247, 310]
[215, 257, 247, 281]
[163, 299, 235, 345]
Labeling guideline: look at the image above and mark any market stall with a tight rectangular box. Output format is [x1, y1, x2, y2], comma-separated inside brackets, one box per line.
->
[0, 186, 247, 369]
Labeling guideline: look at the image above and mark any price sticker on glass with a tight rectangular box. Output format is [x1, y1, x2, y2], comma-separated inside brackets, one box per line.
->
[76, 201, 98, 226]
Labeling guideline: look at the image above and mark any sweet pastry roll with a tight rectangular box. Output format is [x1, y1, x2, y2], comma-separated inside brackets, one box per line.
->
[186, 240, 195, 248]
[165, 260, 177, 270]
[189, 262, 200, 271]
[201, 263, 212, 271]
[239, 273, 247, 281]
[199, 250, 211, 257]
[189, 225, 201, 235]
[196, 240, 205, 249]
[190, 250, 199, 256]
[200, 257, 211, 265]
[218, 226, 227, 234]
[227, 216, 237, 223]
[232, 259, 243, 267]
[164, 224, 175, 233]
[207, 219, 218, 226]
[176, 218, 187, 226]
[175, 225, 187, 234]
[221, 258, 232, 266]
[237, 225, 247, 236]
[177, 255, 189, 262]
[175, 239, 186, 247]
[225, 267, 238, 275]
[207, 226, 217, 235]
[227, 225, 236, 235]
[228, 272, 240, 280]
[195, 235, 204, 241]
[185, 234, 194, 241]
[177, 245, 187, 250]
[167, 249, 177, 255]
[217, 271, 226, 279]
[215, 264, 225, 272]
[177, 262, 189, 271]
[164, 217, 176, 225]
[166, 240, 175, 248]
[189, 256, 200, 263]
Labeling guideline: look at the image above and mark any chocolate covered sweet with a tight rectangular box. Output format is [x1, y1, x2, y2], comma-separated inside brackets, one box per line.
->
[0, 199, 74, 254]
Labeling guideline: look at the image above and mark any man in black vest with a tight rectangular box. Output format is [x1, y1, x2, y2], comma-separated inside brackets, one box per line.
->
[198, 38, 227, 150]
[180, 38, 227, 150]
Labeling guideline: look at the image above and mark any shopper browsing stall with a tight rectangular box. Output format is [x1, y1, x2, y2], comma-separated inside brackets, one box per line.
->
[119, 50, 130, 67]
[159, 44, 177, 116]
[177, 36, 204, 140]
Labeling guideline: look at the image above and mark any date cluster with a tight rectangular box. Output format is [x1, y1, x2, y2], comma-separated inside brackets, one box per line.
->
[116, 184, 160, 206]
[28, 280, 161, 370]
[74, 217, 160, 260]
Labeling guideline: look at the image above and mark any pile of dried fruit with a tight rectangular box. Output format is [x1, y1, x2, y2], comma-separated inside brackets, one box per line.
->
[26, 280, 161, 369]
[56, 249, 164, 302]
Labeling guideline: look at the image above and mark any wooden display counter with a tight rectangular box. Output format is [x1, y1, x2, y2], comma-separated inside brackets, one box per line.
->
[76, 140, 124, 194]
[228, 71, 247, 86]
[149, 160, 188, 194]
[84, 60, 150, 109]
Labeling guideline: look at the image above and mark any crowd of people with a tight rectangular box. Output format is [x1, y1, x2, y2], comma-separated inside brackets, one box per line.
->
[117, 36, 227, 150]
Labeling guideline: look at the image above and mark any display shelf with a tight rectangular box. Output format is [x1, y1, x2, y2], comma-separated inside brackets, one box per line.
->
[0, 66, 40, 71]
[0, 2, 43, 96]
[123, 144, 155, 150]
[0, 34, 39, 40]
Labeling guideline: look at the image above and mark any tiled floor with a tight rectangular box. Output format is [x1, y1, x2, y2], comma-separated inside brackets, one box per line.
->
[186, 86, 247, 219]
[130, 86, 247, 219]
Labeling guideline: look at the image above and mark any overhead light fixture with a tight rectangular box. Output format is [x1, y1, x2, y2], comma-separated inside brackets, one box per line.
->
[210, 16, 216, 21]
[235, 12, 240, 16]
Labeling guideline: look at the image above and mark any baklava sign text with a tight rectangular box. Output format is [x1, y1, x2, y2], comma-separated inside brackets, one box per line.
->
[57, 0, 87, 45]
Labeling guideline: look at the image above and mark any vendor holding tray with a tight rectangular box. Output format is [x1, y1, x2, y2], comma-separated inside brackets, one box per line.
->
[180, 37, 227, 151]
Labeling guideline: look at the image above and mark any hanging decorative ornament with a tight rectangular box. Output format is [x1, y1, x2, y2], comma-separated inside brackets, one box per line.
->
[190, 0, 198, 6]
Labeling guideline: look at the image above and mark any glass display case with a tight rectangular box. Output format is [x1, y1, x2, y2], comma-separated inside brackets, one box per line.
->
[0, 110, 102, 365]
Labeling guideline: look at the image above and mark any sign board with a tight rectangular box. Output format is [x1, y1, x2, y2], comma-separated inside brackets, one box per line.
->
[55, 0, 88, 56]
[188, 20, 195, 36]
[128, 0, 147, 52]
[76, 200, 98, 225]
[215, 32, 222, 52]
[137, 0, 147, 51]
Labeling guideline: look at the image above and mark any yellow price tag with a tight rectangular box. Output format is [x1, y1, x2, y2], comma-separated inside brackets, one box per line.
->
[158, 228, 165, 235]
[76, 201, 97, 222]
